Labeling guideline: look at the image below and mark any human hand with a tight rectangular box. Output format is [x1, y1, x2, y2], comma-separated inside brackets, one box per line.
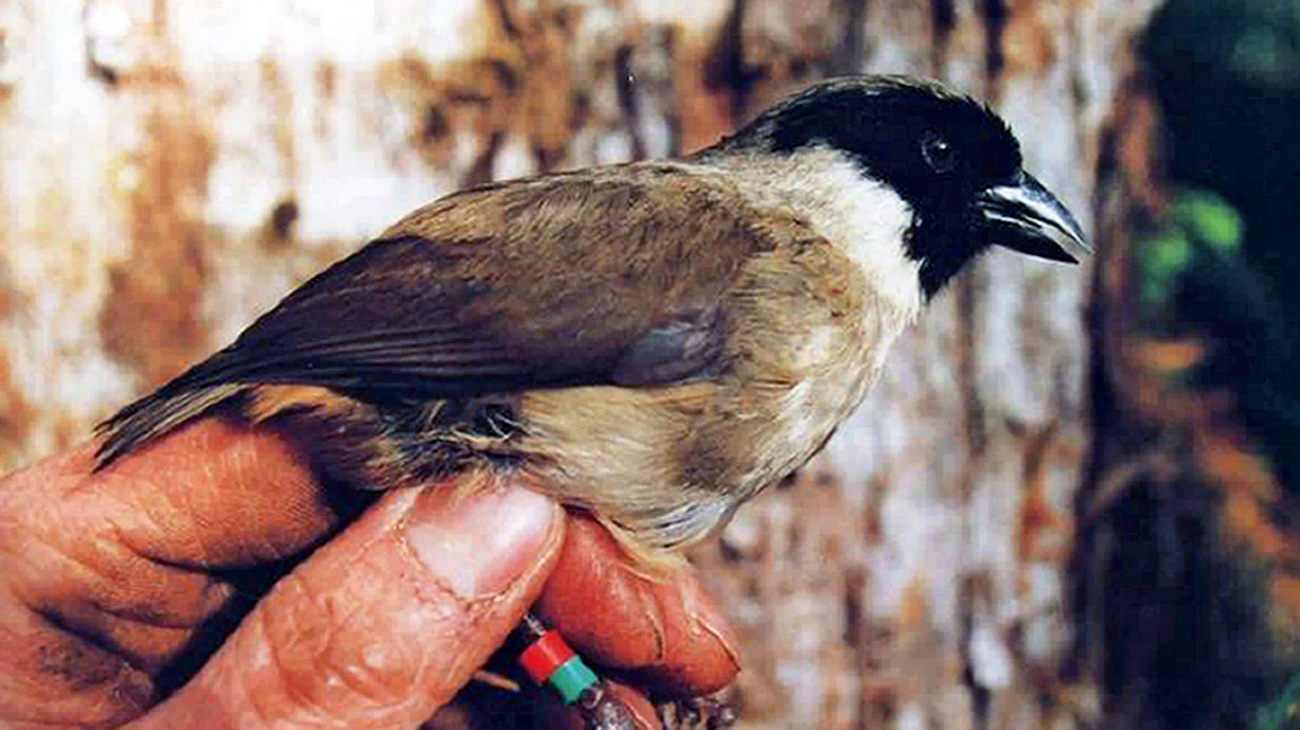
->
[0, 418, 739, 728]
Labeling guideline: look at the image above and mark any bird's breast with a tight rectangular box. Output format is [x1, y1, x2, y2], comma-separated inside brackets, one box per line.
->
[512, 233, 900, 557]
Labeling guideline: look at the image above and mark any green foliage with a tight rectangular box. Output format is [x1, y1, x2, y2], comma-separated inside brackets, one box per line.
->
[1231, 27, 1300, 86]
[1148, 0, 1300, 87]
[1138, 4, 1300, 728]
[1180, 190, 1246, 252]
[1256, 670, 1300, 730]
[1145, 0, 1300, 497]
[1137, 190, 1245, 307]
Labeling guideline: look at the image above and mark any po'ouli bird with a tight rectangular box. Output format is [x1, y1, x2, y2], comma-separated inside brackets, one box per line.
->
[95, 75, 1087, 718]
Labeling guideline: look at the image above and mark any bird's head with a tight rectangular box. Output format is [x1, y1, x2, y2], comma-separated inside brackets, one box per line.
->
[711, 76, 1090, 298]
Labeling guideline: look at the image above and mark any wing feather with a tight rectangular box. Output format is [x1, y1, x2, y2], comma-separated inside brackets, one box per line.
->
[96, 164, 778, 465]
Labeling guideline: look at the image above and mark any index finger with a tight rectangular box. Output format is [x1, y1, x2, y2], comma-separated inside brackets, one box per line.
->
[11, 417, 351, 569]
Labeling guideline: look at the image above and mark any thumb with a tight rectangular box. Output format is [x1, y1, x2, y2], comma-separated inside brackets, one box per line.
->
[134, 480, 564, 729]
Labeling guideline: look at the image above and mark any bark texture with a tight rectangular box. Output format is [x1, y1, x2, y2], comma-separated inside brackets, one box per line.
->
[0, 1, 1160, 727]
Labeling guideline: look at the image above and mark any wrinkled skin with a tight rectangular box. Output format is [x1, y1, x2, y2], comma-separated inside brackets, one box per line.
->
[0, 419, 739, 729]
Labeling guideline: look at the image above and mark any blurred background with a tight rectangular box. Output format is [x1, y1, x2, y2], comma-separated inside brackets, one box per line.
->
[2, 0, 1299, 728]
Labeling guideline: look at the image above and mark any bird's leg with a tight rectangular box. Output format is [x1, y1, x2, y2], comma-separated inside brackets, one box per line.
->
[512, 612, 739, 728]
[514, 612, 640, 729]
[655, 695, 738, 730]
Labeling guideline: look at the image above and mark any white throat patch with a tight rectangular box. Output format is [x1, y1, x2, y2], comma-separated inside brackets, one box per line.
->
[705, 147, 924, 324]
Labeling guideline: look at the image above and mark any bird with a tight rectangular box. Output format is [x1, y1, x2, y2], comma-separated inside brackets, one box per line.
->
[95, 75, 1088, 570]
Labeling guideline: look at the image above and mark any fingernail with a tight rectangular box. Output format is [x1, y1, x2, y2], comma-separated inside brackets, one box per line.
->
[688, 583, 743, 675]
[403, 482, 557, 600]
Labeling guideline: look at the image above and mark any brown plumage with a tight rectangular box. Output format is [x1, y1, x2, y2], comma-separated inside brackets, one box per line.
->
[96, 76, 1087, 568]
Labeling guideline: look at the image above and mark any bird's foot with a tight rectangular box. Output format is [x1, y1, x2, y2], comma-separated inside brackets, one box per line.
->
[573, 681, 641, 730]
[655, 694, 737, 730]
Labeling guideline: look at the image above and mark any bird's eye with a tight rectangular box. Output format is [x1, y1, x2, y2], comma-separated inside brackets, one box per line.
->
[921, 132, 957, 174]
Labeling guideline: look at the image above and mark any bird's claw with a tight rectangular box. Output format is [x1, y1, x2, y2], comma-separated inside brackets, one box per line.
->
[655, 695, 737, 730]
[578, 682, 640, 730]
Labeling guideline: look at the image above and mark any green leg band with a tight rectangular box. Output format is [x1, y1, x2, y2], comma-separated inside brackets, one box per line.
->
[548, 655, 599, 705]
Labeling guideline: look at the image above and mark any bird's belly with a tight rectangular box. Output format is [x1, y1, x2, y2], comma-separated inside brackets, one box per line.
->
[512, 332, 883, 555]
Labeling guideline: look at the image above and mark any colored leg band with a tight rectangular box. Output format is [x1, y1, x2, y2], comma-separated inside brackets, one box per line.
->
[548, 656, 600, 705]
[518, 629, 599, 705]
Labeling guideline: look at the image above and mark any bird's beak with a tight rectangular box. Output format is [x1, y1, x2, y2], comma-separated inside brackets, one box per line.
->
[978, 172, 1090, 263]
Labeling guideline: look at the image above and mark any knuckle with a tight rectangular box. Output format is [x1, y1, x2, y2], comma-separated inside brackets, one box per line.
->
[258, 571, 425, 714]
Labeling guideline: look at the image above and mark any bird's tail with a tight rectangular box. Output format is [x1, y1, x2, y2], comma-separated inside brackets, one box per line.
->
[94, 383, 245, 470]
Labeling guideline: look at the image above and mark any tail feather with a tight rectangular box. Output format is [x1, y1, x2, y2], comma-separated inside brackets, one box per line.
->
[94, 383, 245, 470]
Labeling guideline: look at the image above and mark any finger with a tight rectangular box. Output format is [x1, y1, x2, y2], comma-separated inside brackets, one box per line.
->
[0, 418, 342, 725]
[134, 478, 564, 729]
[9, 418, 345, 571]
[535, 517, 741, 697]
[0, 419, 357, 712]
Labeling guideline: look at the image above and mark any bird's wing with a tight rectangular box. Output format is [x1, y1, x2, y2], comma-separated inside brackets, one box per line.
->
[197, 165, 773, 393]
[97, 164, 778, 464]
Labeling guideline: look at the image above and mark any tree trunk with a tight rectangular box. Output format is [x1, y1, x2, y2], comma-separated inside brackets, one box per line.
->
[0, 1, 1160, 727]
